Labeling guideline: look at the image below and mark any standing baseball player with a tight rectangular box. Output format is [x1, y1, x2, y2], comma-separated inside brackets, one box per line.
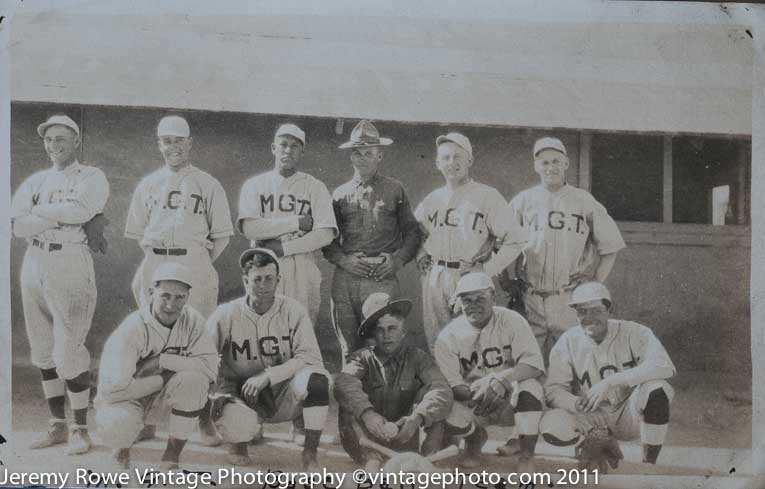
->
[238, 123, 337, 325]
[323, 120, 422, 361]
[95, 262, 218, 470]
[416, 132, 526, 349]
[541, 282, 675, 469]
[207, 248, 332, 472]
[11, 115, 110, 455]
[434, 273, 544, 472]
[125, 115, 234, 319]
[334, 292, 453, 472]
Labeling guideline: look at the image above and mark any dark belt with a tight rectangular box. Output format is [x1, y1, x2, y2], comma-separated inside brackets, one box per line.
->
[32, 239, 62, 252]
[152, 248, 187, 256]
[530, 289, 562, 298]
[436, 259, 461, 269]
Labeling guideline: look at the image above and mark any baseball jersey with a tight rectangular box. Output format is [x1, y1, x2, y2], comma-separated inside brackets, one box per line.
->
[125, 165, 234, 249]
[434, 306, 545, 388]
[208, 295, 324, 394]
[509, 184, 625, 291]
[11, 161, 109, 243]
[545, 320, 676, 412]
[416, 180, 525, 274]
[237, 169, 337, 254]
[97, 305, 219, 403]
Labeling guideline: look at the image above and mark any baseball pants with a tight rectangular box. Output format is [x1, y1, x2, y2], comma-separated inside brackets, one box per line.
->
[95, 370, 210, 449]
[525, 289, 578, 363]
[276, 252, 322, 326]
[20, 243, 96, 380]
[330, 268, 399, 361]
[213, 367, 331, 444]
[131, 246, 219, 318]
[422, 263, 484, 349]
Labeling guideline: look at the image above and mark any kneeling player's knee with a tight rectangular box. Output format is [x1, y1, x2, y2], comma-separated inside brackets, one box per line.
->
[96, 405, 142, 448]
[167, 371, 210, 409]
[304, 373, 330, 407]
[643, 388, 670, 425]
[515, 391, 543, 412]
[216, 402, 260, 443]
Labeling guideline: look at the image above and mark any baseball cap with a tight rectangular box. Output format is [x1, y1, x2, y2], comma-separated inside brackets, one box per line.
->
[569, 282, 612, 307]
[358, 292, 413, 339]
[239, 247, 280, 274]
[436, 132, 473, 160]
[37, 115, 80, 137]
[533, 137, 567, 157]
[157, 116, 190, 138]
[151, 262, 193, 288]
[275, 123, 306, 146]
[454, 272, 494, 297]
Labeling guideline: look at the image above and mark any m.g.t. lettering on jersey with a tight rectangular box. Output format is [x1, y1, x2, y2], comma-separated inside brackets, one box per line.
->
[459, 345, 514, 371]
[574, 358, 639, 389]
[165, 191, 204, 214]
[524, 210, 586, 234]
[259, 193, 312, 215]
[230, 335, 292, 361]
[427, 208, 486, 231]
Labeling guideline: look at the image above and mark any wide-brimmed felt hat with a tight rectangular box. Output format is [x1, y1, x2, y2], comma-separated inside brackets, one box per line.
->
[358, 292, 412, 338]
[339, 120, 393, 149]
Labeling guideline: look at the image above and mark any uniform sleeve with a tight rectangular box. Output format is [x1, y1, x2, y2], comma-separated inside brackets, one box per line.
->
[207, 178, 234, 239]
[333, 353, 375, 419]
[237, 178, 300, 239]
[434, 333, 467, 388]
[411, 350, 454, 427]
[589, 196, 626, 255]
[507, 311, 545, 373]
[392, 185, 423, 266]
[544, 335, 580, 412]
[31, 168, 109, 224]
[97, 322, 163, 403]
[483, 189, 526, 277]
[125, 180, 148, 240]
[265, 305, 323, 385]
[10, 175, 36, 220]
[11, 175, 58, 238]
[322, 190, 346, 266]
[159, 310, 219, 383]
[282, 178, 339, 255]
[616, 323, 676, 387]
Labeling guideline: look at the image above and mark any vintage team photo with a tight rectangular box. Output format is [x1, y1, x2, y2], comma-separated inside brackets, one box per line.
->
[3, 2, 756, 487]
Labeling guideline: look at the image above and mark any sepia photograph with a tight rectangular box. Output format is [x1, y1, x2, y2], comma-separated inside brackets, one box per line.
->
[1, 1, 761, 488]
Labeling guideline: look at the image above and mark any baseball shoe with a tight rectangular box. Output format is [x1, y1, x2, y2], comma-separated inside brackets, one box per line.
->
[111, 448, 131, 470]
[67, 425, 92, 455]
[136, 424, 156, 442]
[199, 417, 221, 447]
[29, 419, 68, 449]
[226, 442, 250, 466]
[459, 426, 487, 469]
[496, 437, 522, 457]
[301, 450, 320, 473]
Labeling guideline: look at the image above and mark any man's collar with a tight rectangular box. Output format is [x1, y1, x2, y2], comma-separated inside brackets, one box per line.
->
[352, 172, 379, 186]
[373, 342, 407, 362]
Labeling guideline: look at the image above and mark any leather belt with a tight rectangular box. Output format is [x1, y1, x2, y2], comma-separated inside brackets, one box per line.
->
[530, 289, 563, 298]
[436, 259, 461, 269]
[32, 239, 62, 252]
[152, 248, 187, 256]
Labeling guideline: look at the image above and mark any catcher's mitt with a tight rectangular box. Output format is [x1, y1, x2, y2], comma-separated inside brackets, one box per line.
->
[575, 427, 623, 473]
[83, 213, 109, 254]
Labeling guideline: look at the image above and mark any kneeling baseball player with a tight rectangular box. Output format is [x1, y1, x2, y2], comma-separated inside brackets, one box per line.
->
[334, 292, 454, 472]
[95, 263, 219, 470]
[207, 248, 331, 472]
[541, 282, 675, 471]
[434, 273, 544, 472]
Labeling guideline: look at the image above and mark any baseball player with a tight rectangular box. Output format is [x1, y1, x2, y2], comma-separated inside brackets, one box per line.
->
[334, 292, 453, 472]
[95, 262, 219, 471]
[207, 248, 331, 472]
[11, 115, 110, 455]
[434, 272, 544, 472]
[541, 281, 675, 467]
[238, 123, 338, 325]
[323, 120, 422, 361]
[416, 132, 526, 349]
[125, 115, 234, 319]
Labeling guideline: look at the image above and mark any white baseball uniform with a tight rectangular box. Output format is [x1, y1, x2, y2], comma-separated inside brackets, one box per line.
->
[125, 165, 234, 318]
[544, 320, 675, 444]
[95, 304, 218, 448]
[434, 306, 544, 434]
[11, 161, 109, 380]
[237, 170, 337, 324]
[416, 180, 526, 347]
[510, 184, 625, 354]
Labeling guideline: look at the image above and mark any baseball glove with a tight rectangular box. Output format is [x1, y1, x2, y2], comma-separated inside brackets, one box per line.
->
[83, 213, 109, 254]
[575, 427, 623, 473]
[470, 375, 509, 417]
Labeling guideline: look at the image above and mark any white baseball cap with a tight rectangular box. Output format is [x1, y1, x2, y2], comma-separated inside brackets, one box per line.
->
[454, 272, 495, 297]
[569, 282, 612, 307]
[275, 123, 306, 146]
[151, 262, 193, 288]
[239, 247, 280, 274]
[157, 116, 190, 138]
[37, 115, 80, 137]
[533, 137, 567, 157]
[436, 132, 473, 160]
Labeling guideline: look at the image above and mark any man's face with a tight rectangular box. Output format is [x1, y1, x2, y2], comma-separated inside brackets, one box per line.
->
[43, 125, 80, 166]
[374, 314, 406, 355]
[271, 134, 304, 177]
[158, 135, 192, 169]
[350, 146, 383, 180]
[534, 148, 569, 188]
[243, 263, 280, 304]
[150, 280, 190, 326]
[459, 288, 495, 328]
[574, 299, 611, 344]
[436, 142, 472, 184]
